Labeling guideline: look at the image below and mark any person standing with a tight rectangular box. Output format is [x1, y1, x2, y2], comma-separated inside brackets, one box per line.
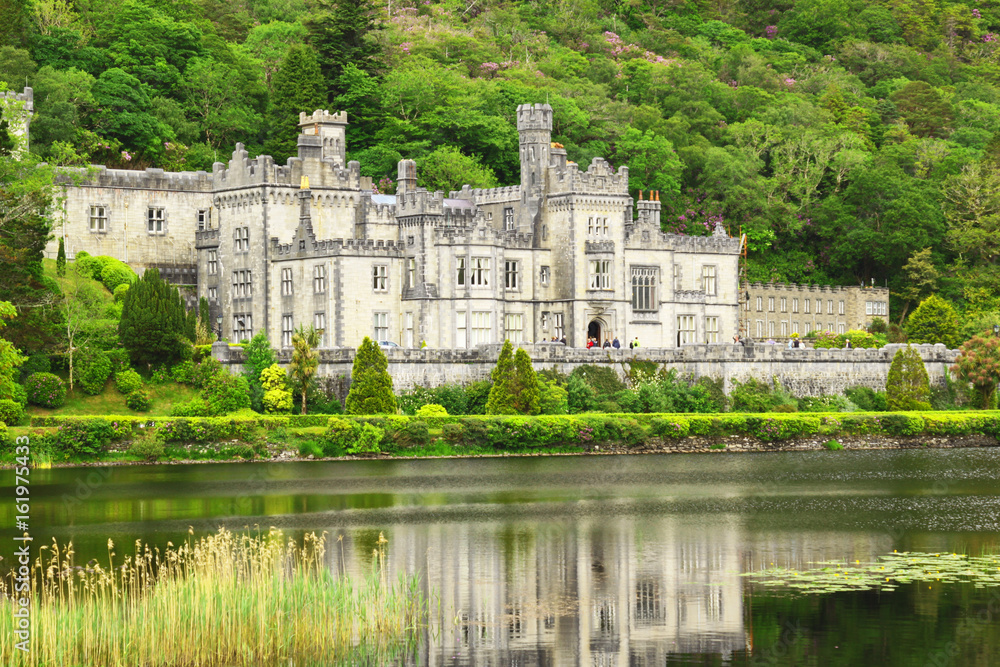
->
[603, 338, 611, 348]
[612, 336, 620, 349]
[632, 337, 640, 349]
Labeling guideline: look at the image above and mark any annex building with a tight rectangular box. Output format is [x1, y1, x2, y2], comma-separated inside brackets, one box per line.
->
[35, 96, 742, 348]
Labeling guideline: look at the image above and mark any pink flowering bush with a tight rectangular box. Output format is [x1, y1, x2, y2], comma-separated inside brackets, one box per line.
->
[25, 372, 66, 409]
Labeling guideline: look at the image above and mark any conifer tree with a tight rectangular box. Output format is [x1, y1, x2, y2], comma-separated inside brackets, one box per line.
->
[486, 340, 517, 415]
[118, 268, 188, 369]
[906, 295, 962, 349]
[185, 308, 198, 343]
[305, 0, 382, 96]
[886, 346, 932, 411]
[264, 44, 326, 162]
[512, 348, 541, 415]
[199, 296, 210, 330]
[56, 237, 66, 277]
[243, 331, 277, 412]
[345, 336, 397, 414]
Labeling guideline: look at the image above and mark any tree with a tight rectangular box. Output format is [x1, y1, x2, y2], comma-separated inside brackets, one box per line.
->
[198, 296, 210, 329]
[58, 263, 108, 390]
[91, 68, 173, 163]
[486, 340, 517, 415]
[512, 348, 541, 415]
[243, 331, 277, 412]
[614, 128, 683, 200]
[118, 268, 188, 368]
[289, 324, 321, 414]
[305, 0, 382, 97]
[895, 248, 939, 324]
[907, 295, 962, 349]
[264, 44, 326, 162]
[345, 336, 397, 414]
[952, 335, 1000, 409]
[56, 236, 66, 276]
[886, 346, 931, 411]
[0, 301, 25, 401]
[418, 145, 498, 193]
[891, 82, 954, 138]
[260, 363, 293, 413]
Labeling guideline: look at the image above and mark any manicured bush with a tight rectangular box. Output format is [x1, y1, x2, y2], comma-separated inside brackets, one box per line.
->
[50, 419, 131, 458]
[844, 386, 888, 412]
[345, 337, 397, 414]
[887, 346, 932, 411]
[115, 369, 143, 394]
[25, 373, 67, 408]
[202, 372, 251, 415]
[393, 420, 430, 449]
[415, 403, 448, 418]
[0, 398, 24, 425]
[126, 389, 153, 412]
[349, 423, 384, 455]
[907, 295, 961, 349]
[170, 399, 211, 417]
[128, 431, 165, 461]
[442, 423, 464, 444]
[650, 417, 690, 439]
[77, 350, 112, 396]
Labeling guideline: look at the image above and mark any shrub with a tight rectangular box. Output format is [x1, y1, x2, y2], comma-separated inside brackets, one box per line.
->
[261, 364, 293, 414]
[730, 378, 779, 412]
[11, 383, 26, 407]
[25, 373, 67, 408]
[126, 389, 152, 412]
[349, 423, 384, 455]
[824, 440, 844, 450]
[869, 318, 887, 334]
[170, 399, 211, 417]
[772, 403, 798, 412]
[20, 354, 50, 382]
[798, 395, 854, 412]
[77, 350, 112, 396]
[0, 399, 24, 425]
[887, 346, 931, 411]
[106, 349, 131, 375]
[171, 361, 196, 384]
[442, 423, 464, 444]
[297, 440, 324, 458]
[321, 417, 385, 455]
[150, 366, 171, 384]
[844, 386, 888, 412]
[128, 431, 164, 461]
[907, 295, 961, 349]
[570, 365, 626, 398]
[415, 403, 448, 418]
[650, 417, 690, 439]
[190, 358, 222, 388]
[459, 418, 488, 446]
[50, 419, 129, 458]
[345, 338, 397, 414]
[115, 369, 143, 394]
[881, 413, 925, 436]
[202, 372, 251, 415]
[100, 260, 136, 291]
[394, 420, 430, 448]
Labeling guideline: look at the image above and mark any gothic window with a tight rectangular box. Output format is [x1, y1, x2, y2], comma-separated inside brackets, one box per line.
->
[313, 265, 327, 293]
[470, 257, 490, 286]
[804, 299, 811, 314]
[234, 227, 249, 252]
[471, 311, 491, 345]
[677, 315, 696, 345]
[756, 296, 763, 312]
[456, 257, 466, 286]
[780, 297, 787, 313]
[147, 207, 165, 234]
[768, 297, 775, 312]
[792, 298, 799, 313]
[702, 265, 717, 296]
[553, 313, 564, 340]
[232, 270, 252, 297]
[827, 299, 834, 314]
[540, 266, 550, 286]
[504, 313, 523, 342]
[373, 312, 389, 341]
[281, 314, 293, 347]
[705, 316, 719, 343]
[373, 265, 388, 291]
[504, 208, 515, 230]
[232, 314, 252, 341]
[90, 205, 107, 233]
[314, 312, 326, 347]
[504, 260, 519, 290]
[281, 268, 293, 296]
[589, 260, 611, 290]
[207, 250, 218, 275]
[630, 267, 657, 311]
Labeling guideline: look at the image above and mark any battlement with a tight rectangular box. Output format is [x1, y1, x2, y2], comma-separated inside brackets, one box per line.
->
[396, 188, 444, 216]
[516, 103, 553, 132]
[748, 281, 890, 296]
[271, 235, 404, 258]
[56, 165, 214, 192]
[554, 158, 629, 196]
[298, 109, 348, 127]
[212, 143, 359, 189]
[195, 229, 220, 248]
[0, 87, 32, 107]
[451, 184, 521, 204]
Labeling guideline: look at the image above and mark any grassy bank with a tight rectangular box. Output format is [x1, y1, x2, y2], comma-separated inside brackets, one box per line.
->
[0, 529, 424, 666]
[6, 411, 1000, 465]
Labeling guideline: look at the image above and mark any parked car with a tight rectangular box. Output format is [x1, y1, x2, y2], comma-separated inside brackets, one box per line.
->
[377, 340, 399, 348]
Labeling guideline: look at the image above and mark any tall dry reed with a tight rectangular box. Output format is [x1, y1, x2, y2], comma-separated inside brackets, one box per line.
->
[0, 528, 424, 666]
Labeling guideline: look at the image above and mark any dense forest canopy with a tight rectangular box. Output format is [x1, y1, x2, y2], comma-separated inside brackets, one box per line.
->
[2, 0, 1000, 329]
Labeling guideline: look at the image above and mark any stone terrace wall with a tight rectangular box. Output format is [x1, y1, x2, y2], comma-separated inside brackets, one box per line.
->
[216, 343, 958, 397]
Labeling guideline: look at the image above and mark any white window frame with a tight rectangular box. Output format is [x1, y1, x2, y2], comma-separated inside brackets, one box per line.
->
[768, 297, 775, 313]
[207, 249, 218, 275]
[504, 260, 519, 290]
[631, 267, 657, 311]
[702, 265, 717, 296]
[792, 298, 799, 313]
[838, 300, 845, 315]
[314, 312, 326, 347]
[677, 315, 696, 345]
[456, 257, 466, 286]
[756, 296, 763, 312]
[232, 270, 252, 298]
[374, 312, 389, 341]
[207, 287, 218, 301]
[705, 316, 719, 343]
[471, 311, 491, 345]
[470, 257, 490, 286]
[234, 226, 249, 252]
[405, 312, 414, 347]
[281, 314, 293, 347]
[780, 297, 787, 313]
[197, 209, 210, 231]
[281, 268, 293, 296]
[804, 299, 811, 314]
[147, 207, 165, 234]
[503, 313, 523, 342]
[233, 313, 252, 341]
[504, 207, 515, 230]
[90, 205, 108, 233]
[313, 265, 327, 294]
[456, 311, 467, 348]
[589, 259, 611, 290]
[373, 265, 388, 291]
[407, 258, 416, 289]
[554, 313, 564, 340]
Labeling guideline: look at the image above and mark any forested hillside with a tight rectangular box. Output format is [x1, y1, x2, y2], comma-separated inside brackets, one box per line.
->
[2, 0, 1000, 325]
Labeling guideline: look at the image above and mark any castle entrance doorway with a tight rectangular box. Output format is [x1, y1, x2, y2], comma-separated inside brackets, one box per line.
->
[587, 320, 603, 345]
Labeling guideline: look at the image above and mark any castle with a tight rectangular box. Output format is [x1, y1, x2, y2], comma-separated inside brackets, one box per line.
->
[33, 95, 742, 348]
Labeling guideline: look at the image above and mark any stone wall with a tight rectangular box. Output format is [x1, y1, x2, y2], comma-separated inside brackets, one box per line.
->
[216, 342, 958, 397]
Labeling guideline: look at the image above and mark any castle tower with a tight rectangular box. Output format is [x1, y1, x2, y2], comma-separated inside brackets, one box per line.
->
[397, 159, 417, 195]
[0, 87, 33, 157]
[636, 191, 661, 228]
[516, 103, 552, 233]
[298, 109, 348, 166]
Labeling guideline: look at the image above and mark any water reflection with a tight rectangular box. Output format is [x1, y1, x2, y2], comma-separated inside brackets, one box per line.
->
[5, 449, 1000, 665]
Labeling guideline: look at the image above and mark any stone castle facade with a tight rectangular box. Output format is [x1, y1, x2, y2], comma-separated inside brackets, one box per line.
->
[38, 99, 742, 349]
[743, 282, 890, 341]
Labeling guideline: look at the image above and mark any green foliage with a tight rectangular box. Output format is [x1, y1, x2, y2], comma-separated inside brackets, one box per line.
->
[0, 398, 24, 425]
[538, 379, 569, 415]
[486, 340, 516, 415]
[566, 375, 597, 413]
[119, 268, 189, 369]
[261, 363, 293, 413]
[125, 389, 153, 412]
[952, 335, 1000, 409]
[345, 337, 397, 414]
[170, 361, 195, 384]
[289, 325, 321, 414]
[243, 331, 277, 412]
[415, 403, 448, 418]
[114, 369, 143, 395]
[812, 329, 886, 349]
[25, 372, 66, 408]
[823, 440, 844, 451]
[20, 354, 51, 382]
[511, 348, 540, 415]
[886, 347, 932, 411]
[56, 237, 66, 277]
[844, 386, 888, 412]
[907, 295, 962, 349]
[76, 350, 112, 396]
[418, 145, 497, 193]
[265, 44, 326, 162]
[321, 416, 383, 455]
[201, 372, 252, 415]
[128, 430, 164, 461]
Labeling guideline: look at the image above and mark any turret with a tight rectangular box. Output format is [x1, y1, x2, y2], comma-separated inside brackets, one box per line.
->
[516, 103, 552, 234]
[298, 110, 348, 165]
[397, 159, 417, 195]
[636, 190, 661, 228]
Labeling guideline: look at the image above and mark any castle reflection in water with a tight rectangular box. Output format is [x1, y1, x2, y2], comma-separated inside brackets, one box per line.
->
[327, 516, 891, 665]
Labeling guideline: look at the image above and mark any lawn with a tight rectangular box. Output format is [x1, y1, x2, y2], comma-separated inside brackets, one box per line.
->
[26, 380, 199, 417]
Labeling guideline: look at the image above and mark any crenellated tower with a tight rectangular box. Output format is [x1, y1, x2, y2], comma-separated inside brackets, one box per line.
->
[516, 103, 552, 234]
[298, 110, 348, 166]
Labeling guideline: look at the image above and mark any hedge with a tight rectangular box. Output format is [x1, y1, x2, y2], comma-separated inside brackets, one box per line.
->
[20, 411, 1000, 458]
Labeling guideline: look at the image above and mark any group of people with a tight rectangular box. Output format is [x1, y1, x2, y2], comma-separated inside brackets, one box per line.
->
[585, 336, 641, 349]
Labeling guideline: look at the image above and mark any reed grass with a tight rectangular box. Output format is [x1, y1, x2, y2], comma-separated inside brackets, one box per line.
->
[0, 528, 424, 666]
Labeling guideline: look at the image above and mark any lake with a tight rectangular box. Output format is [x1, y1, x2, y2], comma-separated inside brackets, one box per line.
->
[5, 448, 1000, 665]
